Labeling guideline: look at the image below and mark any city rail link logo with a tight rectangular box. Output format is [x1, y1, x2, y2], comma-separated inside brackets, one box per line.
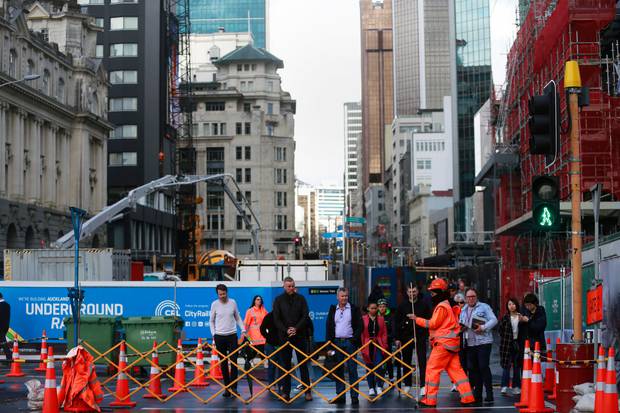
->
[154, 300, 180, 316]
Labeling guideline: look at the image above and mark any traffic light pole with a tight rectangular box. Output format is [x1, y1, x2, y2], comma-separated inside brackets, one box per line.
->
[566, 61, 583, 342]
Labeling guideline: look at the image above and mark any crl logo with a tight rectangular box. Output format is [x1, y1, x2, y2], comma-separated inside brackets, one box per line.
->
[155, 300, 180, 316]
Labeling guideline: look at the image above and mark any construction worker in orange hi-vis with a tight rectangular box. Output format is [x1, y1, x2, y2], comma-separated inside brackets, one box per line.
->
[411, 278, 476, 407]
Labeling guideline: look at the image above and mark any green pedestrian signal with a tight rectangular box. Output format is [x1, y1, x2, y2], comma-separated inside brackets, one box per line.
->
[532, 176, 560, 231]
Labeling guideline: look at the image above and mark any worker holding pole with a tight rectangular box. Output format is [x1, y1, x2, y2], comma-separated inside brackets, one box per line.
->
[410, 278, 475, 407]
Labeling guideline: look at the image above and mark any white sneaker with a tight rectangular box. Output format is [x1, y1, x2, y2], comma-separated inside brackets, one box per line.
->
[402, 386, 411, 394]
[512, 387, 521, 395]
[420, 386, 426, 396]
[450, 384, 457, 392]
[501, 386, 508, 394]
[369, 388, 376, 396]
[375, 386, 383, 395]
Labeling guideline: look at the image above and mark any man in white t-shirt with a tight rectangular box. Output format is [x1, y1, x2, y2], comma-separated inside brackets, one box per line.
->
[209, 284, 246, 398]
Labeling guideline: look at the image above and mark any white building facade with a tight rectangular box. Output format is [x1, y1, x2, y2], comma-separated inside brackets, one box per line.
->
[191, 42, 297, 259]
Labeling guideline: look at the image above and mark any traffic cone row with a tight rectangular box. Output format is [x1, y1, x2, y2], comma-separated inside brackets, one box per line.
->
[515, 340, 532, 408]
[42, 347, 58, 413]
[169, 339, 188, 392]
[109, 342, 136, 408]
[595, 347, 619, 413]
[6, 339, 25, 377]
[143, 341, 164, 399]
[543, 338, 555, 393]
[520, 341, 553, 413]
[594, 345, 606, 412]
[209, 348, 224, 381]
[191, 338, 209, 387]
[35, 330, 48, 373]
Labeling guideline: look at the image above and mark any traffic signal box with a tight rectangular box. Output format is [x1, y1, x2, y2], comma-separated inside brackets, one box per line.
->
[531, 175, 560, 231]
[528, 82, 560, 165]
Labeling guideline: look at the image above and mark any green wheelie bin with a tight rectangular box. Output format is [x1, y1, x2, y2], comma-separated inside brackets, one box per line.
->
[64, 316, 120, 364]
[121, 316, 183, 367]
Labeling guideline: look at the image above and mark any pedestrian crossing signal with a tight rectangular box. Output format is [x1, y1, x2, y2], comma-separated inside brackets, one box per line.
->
[532, 175, 560, 231]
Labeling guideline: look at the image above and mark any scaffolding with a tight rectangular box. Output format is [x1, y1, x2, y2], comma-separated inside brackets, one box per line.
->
[495, 0, 620, 302]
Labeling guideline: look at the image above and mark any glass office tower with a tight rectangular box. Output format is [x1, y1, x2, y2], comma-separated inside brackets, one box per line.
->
[189, 0, 267, 49]
[453, 0, 493, 230]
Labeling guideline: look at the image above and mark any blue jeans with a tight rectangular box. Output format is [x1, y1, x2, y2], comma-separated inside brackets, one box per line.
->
[500, 341, 522, 388]
[366, 346, 385, 390]
[333, 338, 359, 400]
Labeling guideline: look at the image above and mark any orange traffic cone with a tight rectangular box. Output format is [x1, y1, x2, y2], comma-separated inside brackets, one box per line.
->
[191, 338, 209, 387]
[42, 346, 59, 413]
[169, 339, 188, 392]
[209, 347, 224, 381]
[594, 345, 606, 413]
[543, 338, 554, 393]
[515, 340, 532, 408]
[603, 347, 618, 413]
[520, 341, 553, 413]
[5, 339, 25, 377]
[548, 338, 560, 401]
[143, 341, 164, 399]
[109, 342, 137, 408]
[36, 330, 48, 373]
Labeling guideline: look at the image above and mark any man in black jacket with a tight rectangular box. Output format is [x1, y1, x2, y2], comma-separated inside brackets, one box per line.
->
[325, 287, 363, 404]
[272, 277, 312, 401]
[0, 293, 11, 364]
[395, 284, 432, 395]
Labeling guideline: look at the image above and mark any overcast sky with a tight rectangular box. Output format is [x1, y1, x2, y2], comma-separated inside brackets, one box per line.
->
[269, 0, 518, 187]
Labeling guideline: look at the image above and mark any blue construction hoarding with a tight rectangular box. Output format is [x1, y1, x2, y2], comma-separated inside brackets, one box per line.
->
[0, 281, 342, 343]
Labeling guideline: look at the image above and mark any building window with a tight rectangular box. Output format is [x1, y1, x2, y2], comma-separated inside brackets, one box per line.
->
[27, 59, 36, 77]
[275, 215, 288, 230]
[275, 168, 287, 184]
[240, 81, 246, 90]
[244, 168, 251, 183]
[237, 64, 242, 72]
[416, 159, 432, 170]
[205, 102, 225, 111]
[57, 78, 65, 103]
[109, 97, 138, 111]
[110, 70, 138, 84]
[251, 64, 256, 71]
[206, 192, 224, 210]
[267, 103, 273, 114]
[8, 49, 17, 78]
[110, 125, 138, 139]
[110, 16, 138, 31]
[78, 0, 104, 4]
[39, 28, 49, 42]
[237, 215, 244, 230]
[236, 168, 242, 182]
[206, 213, 224, 230]
[267, 81, 273, 92]
[244, 122, 251, 135]
[243, 103, 251, 112]
[109, 43, 138, 57]
[244, 146, 251, 160]
[275, 147, 287, 161]
[235, 122, 242, 135]
[244, 64, 250, 71]
[94, 18, 104, 28]
[267, 125, 274, 136]
[206, 147, 224, 162]
[42, 69, 50, 95]
[245, 191, 251, 204]
[109, 152, 137, 166]
[425, 159, 432, 169]
[247, 81, 254, 90]
[236, 147, 242, 160]
[275, 191, 287, 207]
[95, 44, 104, 58]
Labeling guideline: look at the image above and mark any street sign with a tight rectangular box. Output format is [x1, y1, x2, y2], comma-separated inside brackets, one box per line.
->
[321, 232, 342, 239]
[348, 232, 365, 239]
[346, 216, 366, 224]
[586, 283, 603, 324]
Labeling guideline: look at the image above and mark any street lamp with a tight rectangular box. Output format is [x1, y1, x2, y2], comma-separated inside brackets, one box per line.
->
[69, 207, 87, 349]
[0, 74, 40, 88]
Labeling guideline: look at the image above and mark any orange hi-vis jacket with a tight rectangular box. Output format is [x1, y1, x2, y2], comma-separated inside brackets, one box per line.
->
[59, 346, 104, 412]
[244, 306, 268, 345]
[416, 300, 461, 352]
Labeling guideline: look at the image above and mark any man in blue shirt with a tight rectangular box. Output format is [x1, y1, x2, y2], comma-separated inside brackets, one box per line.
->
[459, 288, 497, 404]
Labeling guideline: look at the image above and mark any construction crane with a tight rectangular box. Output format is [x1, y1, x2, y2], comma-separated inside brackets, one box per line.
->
[53, 175, 261, 264]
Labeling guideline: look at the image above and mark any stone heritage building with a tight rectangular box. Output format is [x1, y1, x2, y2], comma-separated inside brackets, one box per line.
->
[0, 2, 110, 258]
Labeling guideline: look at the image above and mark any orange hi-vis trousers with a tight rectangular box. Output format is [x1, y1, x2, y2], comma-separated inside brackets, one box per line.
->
[419, 345, 475, 406]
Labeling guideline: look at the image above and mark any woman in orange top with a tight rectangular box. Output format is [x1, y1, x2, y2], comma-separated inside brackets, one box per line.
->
[244, 295, 268, 353]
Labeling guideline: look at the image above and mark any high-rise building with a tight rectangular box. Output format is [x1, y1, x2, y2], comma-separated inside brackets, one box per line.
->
[296, 182, 319, 252]
[360, 0, 393, 191]
[1, 3, 109, 254]
[450, 0, 492, 230]
[344, 101, 361, 213]
[393, 0, 451, 115]
[191, 42, 297, 259]
[189, 0, 267, 49]
[316, 186, 345, 233]
[77, 0, 177, 263]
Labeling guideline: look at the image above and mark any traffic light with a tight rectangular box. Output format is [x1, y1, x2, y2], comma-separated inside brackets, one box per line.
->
[531, 175, 560, 231]
[528, 81, 560, 164]
[387, 243, 392, 253]
[294, 237, 301, 246]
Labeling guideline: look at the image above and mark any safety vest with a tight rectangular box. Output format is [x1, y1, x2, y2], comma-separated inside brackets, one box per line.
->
[428, 300, 461, 352]
[245, 307, 267, 345]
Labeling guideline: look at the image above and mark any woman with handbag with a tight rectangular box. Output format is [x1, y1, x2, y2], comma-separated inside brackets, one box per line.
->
[498, 297, 526, 396]
[361, 301, 388, 398]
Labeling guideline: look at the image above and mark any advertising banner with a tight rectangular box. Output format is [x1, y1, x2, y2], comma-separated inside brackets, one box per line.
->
[0, 281, 342, 342]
